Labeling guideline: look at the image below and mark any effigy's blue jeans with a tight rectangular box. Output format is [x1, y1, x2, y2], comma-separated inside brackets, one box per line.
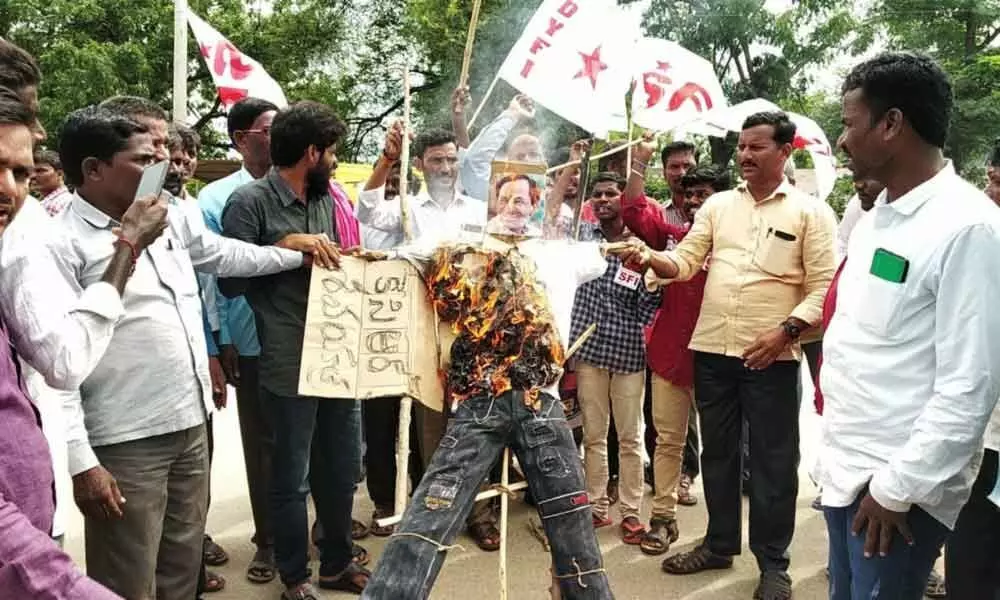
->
[363, 390, 614, 599]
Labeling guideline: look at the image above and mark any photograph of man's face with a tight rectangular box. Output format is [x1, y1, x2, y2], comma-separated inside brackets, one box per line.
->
[485, 161, 547, 239]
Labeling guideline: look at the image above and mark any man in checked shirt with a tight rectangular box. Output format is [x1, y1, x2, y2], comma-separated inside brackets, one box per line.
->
[569, 172, 661, 544]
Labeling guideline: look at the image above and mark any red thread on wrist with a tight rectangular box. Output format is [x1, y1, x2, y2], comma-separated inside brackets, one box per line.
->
[114, 236, 139, 275]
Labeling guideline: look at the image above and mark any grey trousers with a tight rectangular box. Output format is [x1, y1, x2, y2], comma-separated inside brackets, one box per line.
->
[86, 424, 209, 600]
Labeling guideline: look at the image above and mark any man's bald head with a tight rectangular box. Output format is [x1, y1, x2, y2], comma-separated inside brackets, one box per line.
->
[507, 134, 544, 163]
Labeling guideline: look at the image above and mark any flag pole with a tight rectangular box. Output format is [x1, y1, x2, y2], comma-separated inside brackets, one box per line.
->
[172, 0, 188, 123]
[468, 72, 500, 130]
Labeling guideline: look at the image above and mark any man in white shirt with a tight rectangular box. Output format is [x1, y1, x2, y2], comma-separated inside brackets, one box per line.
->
[358, 123, 486, 250]
[50, 104, 334, 600]
[819, 52, 1000, 600]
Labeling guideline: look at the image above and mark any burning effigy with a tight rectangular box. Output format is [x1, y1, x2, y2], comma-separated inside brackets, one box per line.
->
[426, 243, 565, 411]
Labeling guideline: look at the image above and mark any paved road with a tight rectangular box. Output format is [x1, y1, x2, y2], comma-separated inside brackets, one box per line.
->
[65, 376, 840, 599]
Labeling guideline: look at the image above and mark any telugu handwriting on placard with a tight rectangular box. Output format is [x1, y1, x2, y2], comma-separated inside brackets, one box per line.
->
[298, 258, 443, 409]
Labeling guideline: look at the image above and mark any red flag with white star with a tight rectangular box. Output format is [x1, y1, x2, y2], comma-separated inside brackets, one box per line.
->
[188, 11, 287, 110]
[497, 0, 635, 135]
[630, 38, 727, 133]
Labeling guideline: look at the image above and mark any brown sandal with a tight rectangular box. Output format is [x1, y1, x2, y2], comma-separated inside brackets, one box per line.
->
[370, 508, 395, 537]
[640, 517, 679, 556]
[318, 562, 371, 594]
[351, 518, 370, 540]
[661, 544, 733, 575]
[203, 570, 226, 593]
[678, 474, 698, 506]
[468, 521, 501, 552]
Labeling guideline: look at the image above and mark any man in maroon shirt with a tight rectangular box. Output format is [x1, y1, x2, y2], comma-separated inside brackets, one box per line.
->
[633, 165, 732, 557]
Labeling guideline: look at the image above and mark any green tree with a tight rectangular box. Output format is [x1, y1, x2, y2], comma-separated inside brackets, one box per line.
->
[1, 0, 355, 155]
[873, 0, 1000, 175]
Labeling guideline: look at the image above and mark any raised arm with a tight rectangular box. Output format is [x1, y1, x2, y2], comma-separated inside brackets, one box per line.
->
[622, 133, 673, 250]
[459, 95, 535, 202]
[451, 86, 471, 149]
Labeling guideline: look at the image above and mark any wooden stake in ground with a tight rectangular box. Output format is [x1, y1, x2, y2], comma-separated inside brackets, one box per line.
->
[459, 0, 484, 89]
[394, 63, 415, 518]
[499, 447, 511, 600]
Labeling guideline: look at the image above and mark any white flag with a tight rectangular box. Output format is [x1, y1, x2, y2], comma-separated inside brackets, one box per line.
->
[497, 0, 634, 136]
[631, 38, 727, 133]
[187, 12, 287, 109]
[681, 98, 839, 201]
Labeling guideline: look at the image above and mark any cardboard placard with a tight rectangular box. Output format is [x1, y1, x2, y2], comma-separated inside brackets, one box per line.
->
[298, 257, 444, 411]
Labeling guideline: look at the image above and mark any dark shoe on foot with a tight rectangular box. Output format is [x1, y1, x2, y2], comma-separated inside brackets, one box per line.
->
[246, 545, 276, 584]
[606, 477, 620, 506]
[677, 474, 698, 506]
[468, 521, 502, 552]
[753, 571, 792, 600]
[661, 544, 733, 575]
[203, 535, 229, 567]
[318, 562, 371, 595]
[640, 517, 679, 556]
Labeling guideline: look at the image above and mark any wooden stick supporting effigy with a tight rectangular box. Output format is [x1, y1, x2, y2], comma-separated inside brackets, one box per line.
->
[459, 0, 484, 89]
[399, 66, 414, 244]
[499, 447, 511, 600]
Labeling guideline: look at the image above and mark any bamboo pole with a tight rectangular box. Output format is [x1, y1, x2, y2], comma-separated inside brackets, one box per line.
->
[172, 0, 188, 123]
[468, 72, 501, 130]
[546, 137, 645, 175]
[393, 64, 415, 518]
[399, 66, 414, 243]
[459, 0, 484, 89]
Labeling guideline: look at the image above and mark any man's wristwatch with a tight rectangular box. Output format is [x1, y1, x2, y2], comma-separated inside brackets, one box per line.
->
[780, 319, 802, 340]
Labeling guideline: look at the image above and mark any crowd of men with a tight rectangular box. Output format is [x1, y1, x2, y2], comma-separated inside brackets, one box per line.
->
[1, 35, 999, 600]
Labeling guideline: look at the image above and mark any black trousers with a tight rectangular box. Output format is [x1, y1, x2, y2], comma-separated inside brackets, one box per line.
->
[694, 351, 800, 573]
[946, 448, 1000, 600]
[363, 396, 425, 512]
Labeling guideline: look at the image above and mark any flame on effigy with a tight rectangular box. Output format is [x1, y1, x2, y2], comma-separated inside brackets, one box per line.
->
[427, 244, 565, 410]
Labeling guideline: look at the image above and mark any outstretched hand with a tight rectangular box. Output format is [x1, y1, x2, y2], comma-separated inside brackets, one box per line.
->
[278, 233, 341, 269]
[851, 492, 914, 558]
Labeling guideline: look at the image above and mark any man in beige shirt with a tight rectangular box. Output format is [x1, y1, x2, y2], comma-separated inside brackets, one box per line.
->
[612, 111, 836, 600]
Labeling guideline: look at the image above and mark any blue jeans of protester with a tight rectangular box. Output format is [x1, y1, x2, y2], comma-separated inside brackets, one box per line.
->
[363, 390, 613, 600]
[263, 387, 362, 586]
[824, 492, 949, 600]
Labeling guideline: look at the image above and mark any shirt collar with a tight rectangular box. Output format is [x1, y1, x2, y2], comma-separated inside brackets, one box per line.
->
[883, 161, 955, 217]
[70, 193, 117, 230]
[416, 188, 470, 210]
[737, 178, 796, 204]
[266, 168, 302, 207]
[41, 186, 70, 204]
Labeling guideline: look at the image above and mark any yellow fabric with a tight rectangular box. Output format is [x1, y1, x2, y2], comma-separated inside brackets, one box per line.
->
[335, 163, 374, 204]
[655, 181, 837, 361]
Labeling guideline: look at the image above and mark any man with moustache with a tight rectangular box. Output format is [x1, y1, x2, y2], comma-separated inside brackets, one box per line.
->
[221, 101, 370, 598]
[612, 111, 836, 600]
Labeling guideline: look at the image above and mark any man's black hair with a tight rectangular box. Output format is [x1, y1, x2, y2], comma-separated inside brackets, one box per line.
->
[661, 140, 699, 165]
[0, 40, 41, 94]
[269, 101, 346, 168]
[0, 85, 34, 127]
[598, 141, 627, 172]
[412, 128, 456, 161]
[33, 148, 61, 171]
[681, 165, 730, 193]
[842, 52, 953, 149]
[988, 138, 1000, 168]
[742, 111, 797, 145]
[176, 124, 200, 156]
[99, 95, 169, 123]
[58, 106, 149, 187]
[589, 171, 626, 194]
[227, 97, 278, 143]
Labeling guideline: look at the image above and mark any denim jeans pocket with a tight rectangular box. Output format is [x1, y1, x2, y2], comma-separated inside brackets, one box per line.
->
[425, 472, 463, 510]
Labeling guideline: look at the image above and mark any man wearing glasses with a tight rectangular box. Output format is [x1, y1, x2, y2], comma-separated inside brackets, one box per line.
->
[198, 96, 280, 584]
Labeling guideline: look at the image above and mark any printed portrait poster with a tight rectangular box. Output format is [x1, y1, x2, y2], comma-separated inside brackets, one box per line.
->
[485, 161, 549, 239]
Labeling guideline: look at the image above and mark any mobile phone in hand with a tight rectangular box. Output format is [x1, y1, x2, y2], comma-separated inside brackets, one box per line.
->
[133, 160, 169, 203]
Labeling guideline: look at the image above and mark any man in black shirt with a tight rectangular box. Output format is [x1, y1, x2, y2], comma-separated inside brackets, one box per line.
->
[221, 101, 368, 598]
